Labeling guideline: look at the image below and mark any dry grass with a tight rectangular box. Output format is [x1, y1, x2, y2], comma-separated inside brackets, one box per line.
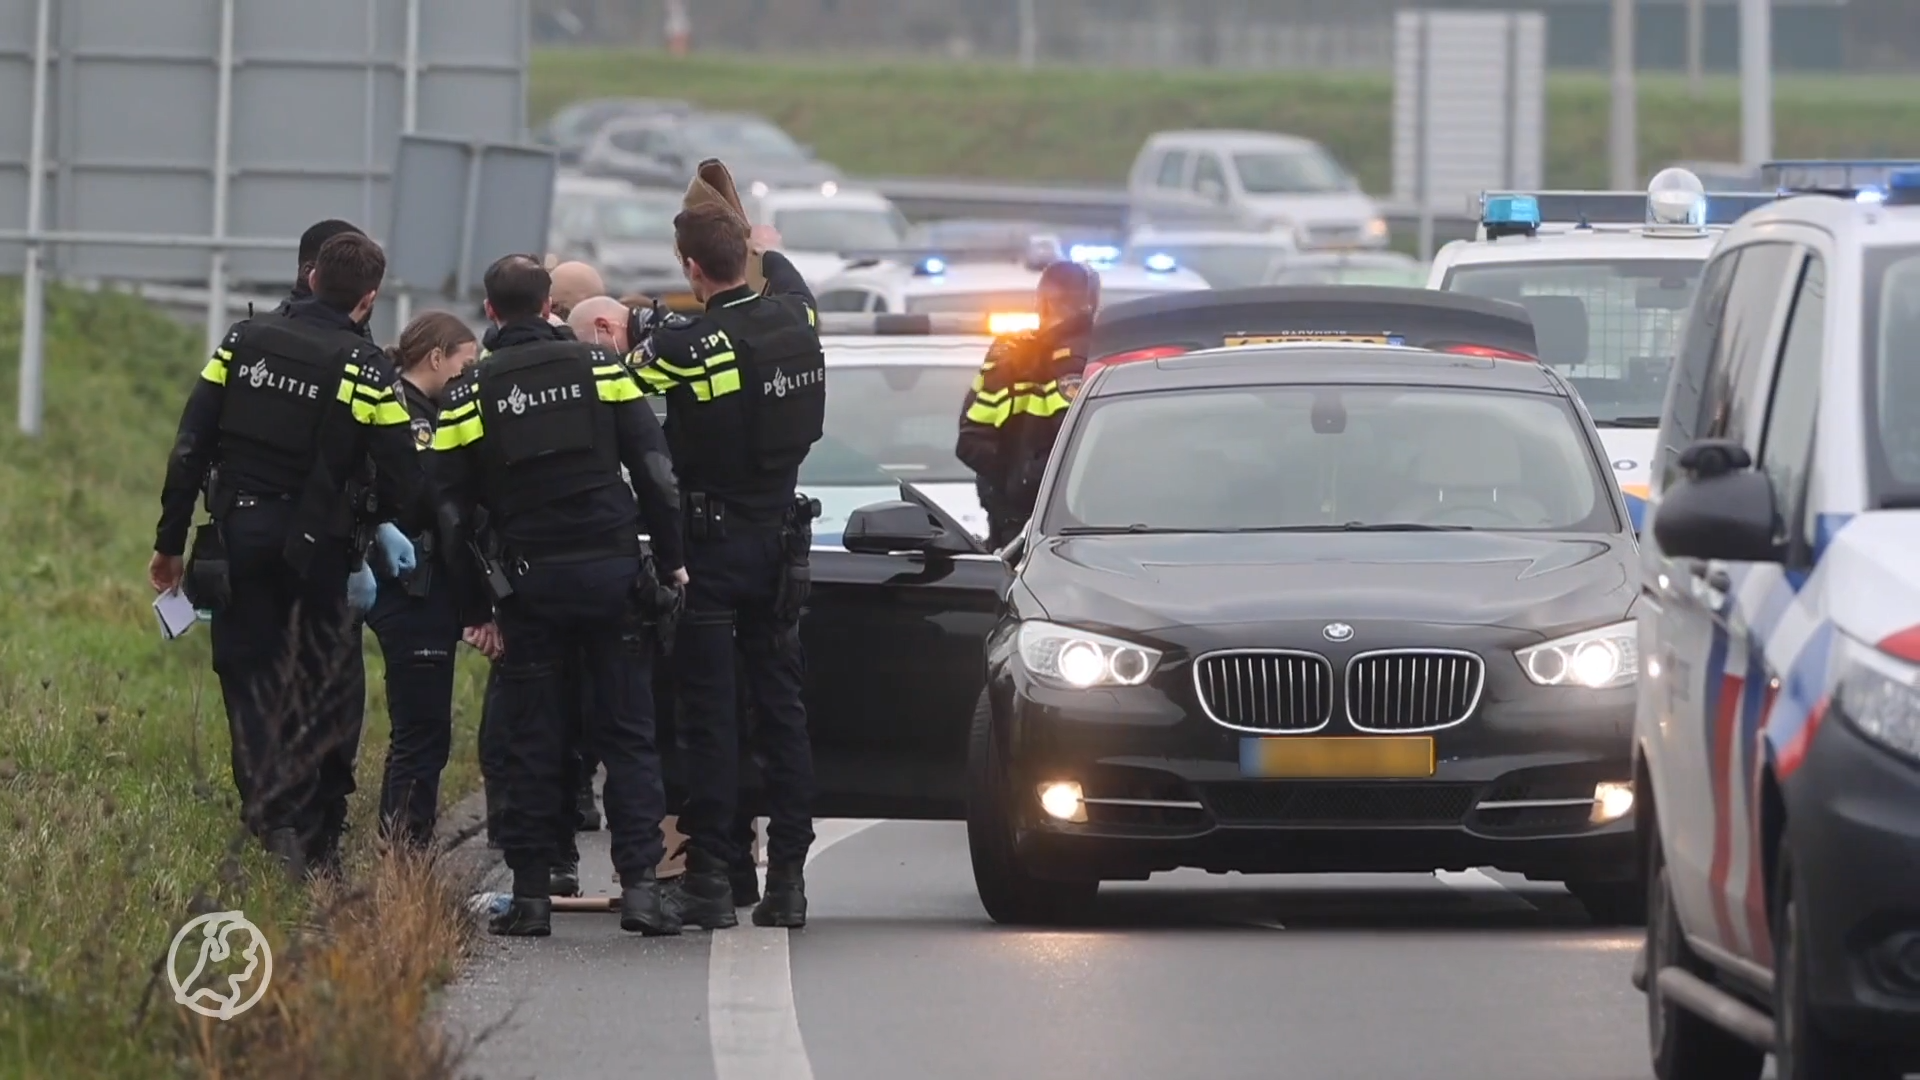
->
[0, 280, 493, 1079]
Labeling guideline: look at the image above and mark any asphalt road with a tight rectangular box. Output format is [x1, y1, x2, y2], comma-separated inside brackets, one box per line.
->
[442, 820, 1702, 1080]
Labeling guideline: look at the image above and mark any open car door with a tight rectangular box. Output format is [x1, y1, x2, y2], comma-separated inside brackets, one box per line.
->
[1088, 285, 1540, 369]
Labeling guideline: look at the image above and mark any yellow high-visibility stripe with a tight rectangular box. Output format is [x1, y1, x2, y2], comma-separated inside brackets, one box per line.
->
[354, 398, 411, 426]
[702, 350, 739, 371]
[336, 378, 356, 405]
[709, 368, 741, 397]
[437, 400, 478, 423]
[636, 366, 676, 395]
[653, 356, 707, 379]
[592, 364, 626, 379]
[432, 414, 484, 450]
[966, 398, 1011, 426]
[972, 387, 1011, 405]
[201, 354, 230, 384]
[596, 374, 641, 403]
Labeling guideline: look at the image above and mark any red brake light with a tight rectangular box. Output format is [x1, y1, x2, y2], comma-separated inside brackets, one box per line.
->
[1090, 345, 1191, 375]
[1441, 344, 1537, 361]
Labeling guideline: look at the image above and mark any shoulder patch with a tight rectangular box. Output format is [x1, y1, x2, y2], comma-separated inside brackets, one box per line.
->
[411, 417, 434, 449]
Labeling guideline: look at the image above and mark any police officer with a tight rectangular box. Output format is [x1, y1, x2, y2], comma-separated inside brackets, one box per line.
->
[149, 232, 428, 879]
[956, 260, 1100, 548]
[365, 310, 479, 850]
[626, 203, 825, 930]
[433, 254, 687, 938]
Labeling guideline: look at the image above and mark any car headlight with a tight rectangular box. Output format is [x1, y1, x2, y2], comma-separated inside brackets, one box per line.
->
[1516, 620, 1638, 689]
[1017, 620, 1162, 689]
[1366, 216, 1390, 238]
[1836, 636, 1920, 762]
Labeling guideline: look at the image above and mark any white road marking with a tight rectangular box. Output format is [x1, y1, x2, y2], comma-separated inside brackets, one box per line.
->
[707, 818, 882, 1080]
[1435, 868, 1538, 909]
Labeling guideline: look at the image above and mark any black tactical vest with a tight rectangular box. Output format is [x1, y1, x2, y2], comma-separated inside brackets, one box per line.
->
[474, 340, 622, 518]
[687, 298, 825, 492]
[216, 315, 351, 492]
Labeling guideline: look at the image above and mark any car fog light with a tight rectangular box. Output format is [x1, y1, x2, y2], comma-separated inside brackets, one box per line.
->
[1038, 781, 1086, 823]
[1570, 641, 1622, 688]
[1591, 781, 1634, 824]
[1057, 641, 1105, 688]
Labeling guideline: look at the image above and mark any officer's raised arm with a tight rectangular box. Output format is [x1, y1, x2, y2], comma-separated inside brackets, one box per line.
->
[758, 248, 817, 311]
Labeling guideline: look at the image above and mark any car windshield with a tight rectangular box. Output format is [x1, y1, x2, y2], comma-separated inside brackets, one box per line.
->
[594, 195, 678, 242]
[1865, 246, 1920, 504]
[1231, 149, 1356, 194]
[1127, 243, 1284, 288]
[1442, 258, 1702, 426]
[773, 207, 908, 251]
[1268, 256, 1426, 287]
[798, 362, 979, 485]
[1046, 385, 1611, 533]
[681, 116, 805, 161]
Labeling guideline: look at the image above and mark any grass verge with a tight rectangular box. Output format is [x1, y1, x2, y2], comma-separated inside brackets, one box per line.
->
[0, 280, 490, 1078]
[530, 51, 1920, 190]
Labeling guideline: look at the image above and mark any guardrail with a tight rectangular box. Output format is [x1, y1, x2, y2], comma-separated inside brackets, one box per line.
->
[859, 176, 1482, 250]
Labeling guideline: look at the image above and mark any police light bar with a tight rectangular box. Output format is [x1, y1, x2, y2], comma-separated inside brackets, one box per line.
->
[1142, 251, 1179, 273]
[1481, 194, 1542, 238]
[817, 313, 995, 336]
[1761, 160, 1920, 193]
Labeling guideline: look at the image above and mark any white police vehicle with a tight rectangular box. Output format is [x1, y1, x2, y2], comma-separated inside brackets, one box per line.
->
[1633, 160, 1920, 1080]
[1119, 224, 1299, 289]
[812, 236, 1209, 330]
[1428, 170, 1779, 529]
[745, 183, 911, 287]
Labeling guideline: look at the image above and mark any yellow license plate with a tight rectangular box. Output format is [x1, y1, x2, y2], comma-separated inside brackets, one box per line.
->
[1239, 736, 1436, 778]
[1223, 333, 1395, 346]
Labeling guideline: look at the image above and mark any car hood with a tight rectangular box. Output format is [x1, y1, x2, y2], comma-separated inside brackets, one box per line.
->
[1022, 530, 1633, 637]
[1241, 191, 1379, 226]
[780, 250, 853, 287]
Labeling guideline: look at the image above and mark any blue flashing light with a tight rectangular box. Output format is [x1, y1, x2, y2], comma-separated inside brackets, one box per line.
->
[1143, 251, 1178, 273]
[1069, 243, 1121, 266]
[916, 255, 948, 275]
[1483, 194, 1541, 227]
[1891, 169, 1920, 191]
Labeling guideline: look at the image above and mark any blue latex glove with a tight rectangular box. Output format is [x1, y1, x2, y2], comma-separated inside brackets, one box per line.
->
[372, 522, 417, 578]
[347, 563, 377, 616]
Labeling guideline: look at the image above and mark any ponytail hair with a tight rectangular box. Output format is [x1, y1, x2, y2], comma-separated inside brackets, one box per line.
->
[389, 310, 476, 371]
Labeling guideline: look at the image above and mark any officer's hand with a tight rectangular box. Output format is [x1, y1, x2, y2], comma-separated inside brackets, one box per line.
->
[373, 522, 417, 578]
[671, 567, 689, 587]
[347, 564, 378, 616]
[463, 622, 503, 661]
[750, 224, 781, 252]
[148, 552, 184, 594]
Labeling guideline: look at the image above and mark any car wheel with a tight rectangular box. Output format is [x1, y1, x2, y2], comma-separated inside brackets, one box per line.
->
[1569, 879, 1648, 926]
[1773, 839, 1901, 1080]
[965, 689, 1098, 926]
[1646, 830, 1765, 1080]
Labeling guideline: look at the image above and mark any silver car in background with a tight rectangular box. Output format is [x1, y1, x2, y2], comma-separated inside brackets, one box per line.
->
[1126, 129, 1389, 250]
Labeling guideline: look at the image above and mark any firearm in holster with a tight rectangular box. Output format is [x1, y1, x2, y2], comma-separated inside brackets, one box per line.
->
[686, 491, 727, 541]
[633, 543, 684, 655]
[468, 509, 514, 603]
[183, 466, 233, 611]
[773, 495, 821, 625]
[401, 529, 436, 598]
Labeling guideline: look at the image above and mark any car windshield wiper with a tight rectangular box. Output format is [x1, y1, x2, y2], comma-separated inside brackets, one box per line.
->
[1596, 416, 1662, 428]
[1232, 522, 1473, 532]
[1057, 524, 1199, 535]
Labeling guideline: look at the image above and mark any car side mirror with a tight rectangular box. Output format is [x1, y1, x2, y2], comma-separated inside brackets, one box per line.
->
[843, 500, 968, 556]
[1651, 439, 1779, 562]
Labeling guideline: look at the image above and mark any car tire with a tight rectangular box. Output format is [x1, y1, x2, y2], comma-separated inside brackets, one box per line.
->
[1646, 831, 1765, 1080]
[1772, 839, 1902, 1080]
[1569, 879, 1648, 926]
[965, 689, 1099, 926]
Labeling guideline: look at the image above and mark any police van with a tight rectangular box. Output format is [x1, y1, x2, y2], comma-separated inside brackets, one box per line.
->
[812, 235, 1209, 329]
[1633, 161, 1920, 1080]
[1428, 170, 1779, 529]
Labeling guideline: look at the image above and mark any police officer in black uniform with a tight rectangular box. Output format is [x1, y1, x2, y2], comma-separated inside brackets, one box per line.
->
[149, 232, 428, 878]
[626, 203, 826, 930]
[433, 255, 686, 938]
[956, 260, 1099, 548]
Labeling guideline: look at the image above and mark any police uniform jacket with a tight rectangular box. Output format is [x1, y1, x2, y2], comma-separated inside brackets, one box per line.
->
[155, 297, 429, 558]
[429, 317, 685, 575]
[954, 326, 1088, 521]
[626, 250, 824, 526]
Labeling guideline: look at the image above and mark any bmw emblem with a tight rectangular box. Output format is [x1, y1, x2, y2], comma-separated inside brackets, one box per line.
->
[1323, 622, 1354, 642]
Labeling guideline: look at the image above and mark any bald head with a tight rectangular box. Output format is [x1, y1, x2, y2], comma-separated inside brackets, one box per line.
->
[549, 261, 605, 317]
[568, 295, 633, 353]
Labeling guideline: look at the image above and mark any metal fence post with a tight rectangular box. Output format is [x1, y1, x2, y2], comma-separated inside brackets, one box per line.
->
[17, 0, 54, 438]
[206, 0, 237, 355]
[397, 0, 423, 332]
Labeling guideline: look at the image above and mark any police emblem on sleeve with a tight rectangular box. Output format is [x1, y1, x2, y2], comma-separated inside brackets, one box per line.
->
[1058, 372, 1084, 401]
[411, 418, 433, 449]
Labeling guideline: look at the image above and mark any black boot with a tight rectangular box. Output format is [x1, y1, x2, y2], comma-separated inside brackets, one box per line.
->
[575, 779, 601, 832]
[666, 850, 739, 930]
[306, 828, 345, 882]
[264, 827, 306, 881]
[550, 861, 581, 897]
[489, 896, 552, 937]
[730, 863, 761, 907]
[619, 869, 683, 936]
[752, 863, 808, 928]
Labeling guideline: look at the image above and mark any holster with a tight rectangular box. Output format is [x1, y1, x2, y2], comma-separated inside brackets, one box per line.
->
[772, 495, 820, 626]
[402, 531, 435, 599]
[686, 491, 728, 542]
[184, 522, 232, 612]
[472, 531, 513, 603]
[632, 545, 684, 655]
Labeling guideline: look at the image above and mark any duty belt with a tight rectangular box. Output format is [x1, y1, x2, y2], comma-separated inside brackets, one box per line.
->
[231, 492, 294, 509]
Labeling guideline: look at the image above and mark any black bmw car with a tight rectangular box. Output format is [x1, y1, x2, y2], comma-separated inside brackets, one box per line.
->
[878, 287, 1647, 927]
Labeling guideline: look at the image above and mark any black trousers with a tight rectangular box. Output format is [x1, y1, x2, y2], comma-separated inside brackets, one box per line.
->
[676, 528, 815, 868]
[365, 560, 460, 848]
[481, 648, 593, 861]
[492, 556, 667, 885]
[208, 501, 365, 853]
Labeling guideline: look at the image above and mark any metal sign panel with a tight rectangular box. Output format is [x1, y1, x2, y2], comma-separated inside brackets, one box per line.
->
[8, 0, 527, 285]
[387, 135, 556, 299]
[1392, 10, 1547, 237]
